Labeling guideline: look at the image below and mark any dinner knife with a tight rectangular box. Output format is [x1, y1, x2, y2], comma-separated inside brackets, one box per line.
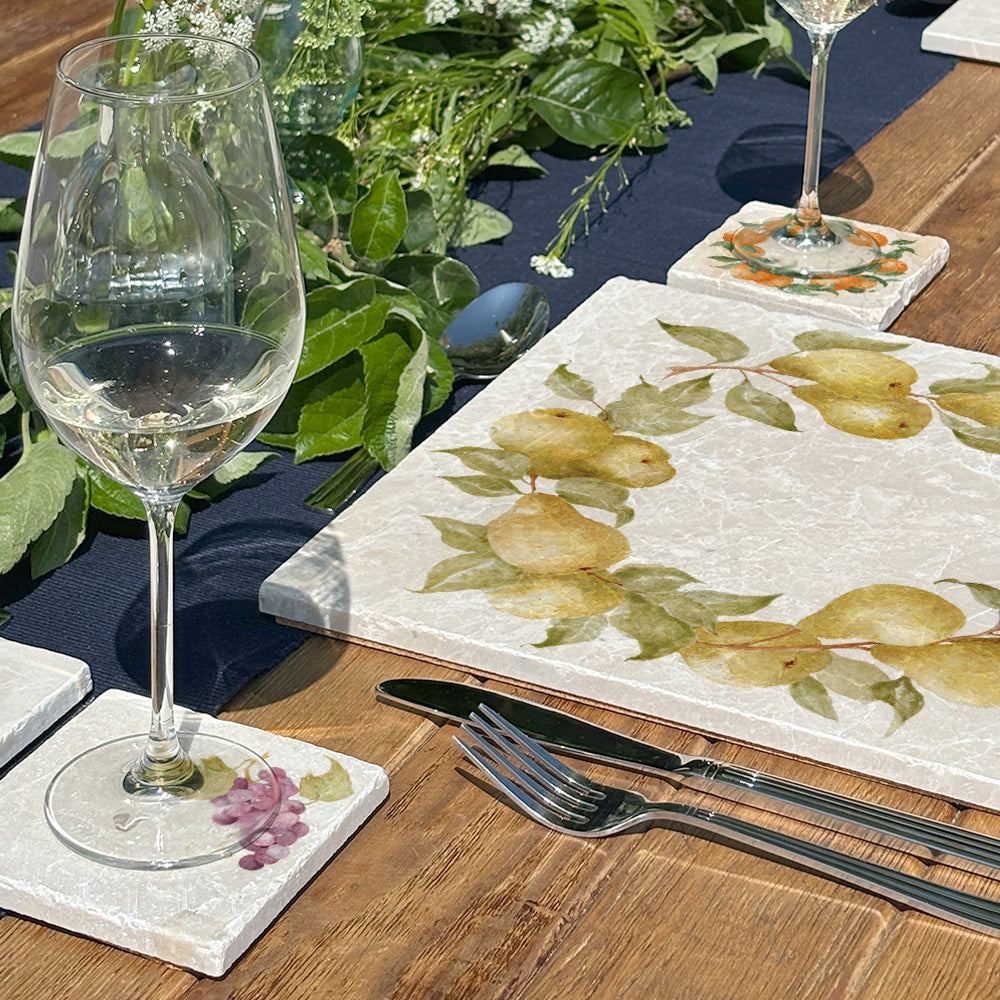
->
[377, 677, 1000, 876]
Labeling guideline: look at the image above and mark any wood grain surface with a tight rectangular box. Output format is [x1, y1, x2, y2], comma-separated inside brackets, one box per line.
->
[4, 9, 1000, 999]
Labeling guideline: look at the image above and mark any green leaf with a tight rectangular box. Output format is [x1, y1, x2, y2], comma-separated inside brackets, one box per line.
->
[658, 321, 749, 362]
[450, 199, 513, 248]
[793, 329, 909, 353]
[417, 552, 522, 593]
[299, 756, 354, 802]
[0, 197, 25, 236]
[528, 59, 646, 146]
[870, 675, 925, 736]
[938, 411, 1000, 454]
[929, 365, 1000, 395]
[297, 231, 331, 283]
[282, 133, 358, 219]
[789, 677, 838, 721]
[0, 439, 80, 574]
[725, 379, 798, 431]
[350, 172, 408, 261]
[188, 452, 276, 501]
[486, 144, 547, 175]
[438, 446, 530, 478]
[440, 474, 522, 498]
[0, 308, 31, 410]
[613, 563, 700, 595]
[87, 469, 147, 520]
[294, 360, 368, 461]
[610, 593, 696, 660]
[297, 280, 390, 382]
[0, 131, 39, 170]
[680, 589, 780, 616]
[29, 472, 89, 578]
[379, 254, 479, 338]
[936, 578, 1000, 612]
[424, 515, 492, 553]
[401, 189, 438, 252]
[545, 364, 596, 402]
[532, 615, 608, 648]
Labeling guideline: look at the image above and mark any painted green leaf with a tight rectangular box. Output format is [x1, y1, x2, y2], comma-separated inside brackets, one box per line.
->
[815, 654, 891, 703]
[555, 477, 635, 527]
[658, 321, 749, 362]
[417, 552, 522, 593]
[528, 59, 645, 146]
[190, 756, 239, 800]
[0, 439, 80, 574]
[605, 382, 711, 435]
[29, 473, 88, 578]
[681, 589, 780, 616]
[659, 375, 714, 408]
[613, 564, 700, 596]
[789, 677, 838, 721]
[654, 592, 719, 633]
[438, 446, 531, 479]
[870, 675, 925, 736]
[350, 172, 407, 261]
[532, 614, 608, 648]
[611, 594, 696, 660]
[450, 199, 513, 247]
[441, 474, 522, 498]
[938, 411, 1000, 454]
[725, 380, 798, 431]
[929, 365, 1000, 395]
[793, 330, 909, 353]
[937, 578, 1000, 612]
[545, 364, 596, 402]
[299, 756, 354, 802]
[424, 515, 491, 553]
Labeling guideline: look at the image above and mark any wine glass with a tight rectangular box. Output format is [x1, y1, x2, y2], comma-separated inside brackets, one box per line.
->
[730, 0, 880, 277]
[12, 34, 306, 868]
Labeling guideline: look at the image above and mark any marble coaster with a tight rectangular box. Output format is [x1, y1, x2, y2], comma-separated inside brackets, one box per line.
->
[0, 689, 389, 976]
[0, 638, 91, 768]
[666, 201, 949, 328]
[923, 0, 1000, 63]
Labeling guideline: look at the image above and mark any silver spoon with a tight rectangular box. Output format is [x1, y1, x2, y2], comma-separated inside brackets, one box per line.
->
[306, 282, 551, 509]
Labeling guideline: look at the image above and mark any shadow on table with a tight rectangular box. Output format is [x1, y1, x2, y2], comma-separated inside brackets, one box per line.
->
[886, 0, 956, 16]
[716, 124, 874, 212]
[114, 519, 340, 712]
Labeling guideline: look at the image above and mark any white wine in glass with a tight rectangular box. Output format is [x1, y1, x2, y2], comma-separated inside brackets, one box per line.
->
[13, 34, 306, 869]
[730, 0, 880, 277]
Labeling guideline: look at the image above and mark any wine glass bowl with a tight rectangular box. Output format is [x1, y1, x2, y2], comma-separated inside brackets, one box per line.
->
[13, 35, 306, 868]
[730, 0, 880, 278]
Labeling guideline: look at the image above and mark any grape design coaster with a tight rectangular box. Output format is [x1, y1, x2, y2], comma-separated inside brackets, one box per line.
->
[262, 277, 1000, 813]
[0, 689, 388, 976]
[922, 0, 1000, 63]
[0, 638, 91, 768]
[666, 201, 949, 328]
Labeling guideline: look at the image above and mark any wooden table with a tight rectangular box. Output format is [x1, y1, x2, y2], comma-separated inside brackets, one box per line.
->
[6, 3, 1000, 996]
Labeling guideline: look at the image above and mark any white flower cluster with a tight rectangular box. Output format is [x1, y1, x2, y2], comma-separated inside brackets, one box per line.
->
[141, 0, 257, 50]
[424, 0, 580, 54]
[529, 254, 574, 278]
[519, 10, 573, 54]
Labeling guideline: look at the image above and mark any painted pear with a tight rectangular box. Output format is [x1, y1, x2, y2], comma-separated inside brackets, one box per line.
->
[487, 494, 629, 574]
[487, 570, 623, 619]
[936, 392, 1000, 427]
[793, 384, 932, 439]
[771, 349, 918, 401]
[490, 408, 612, 461]
[797, 584, 965, 646]
[527, 434, 675, 487]
[872, 640, 1000, 707]
[679, 621, 831, 687]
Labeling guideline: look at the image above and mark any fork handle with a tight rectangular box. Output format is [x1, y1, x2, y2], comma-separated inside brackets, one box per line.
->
[694, 761, 1000, 874]
[683, 806, 1000, 936]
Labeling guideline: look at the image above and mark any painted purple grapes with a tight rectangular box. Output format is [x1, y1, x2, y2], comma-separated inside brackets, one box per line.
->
[211, 765, 310, 871]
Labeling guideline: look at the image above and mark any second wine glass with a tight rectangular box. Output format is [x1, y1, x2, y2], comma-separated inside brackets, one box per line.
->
[13, 34, 306, 868]
[730, 0, 880, 278]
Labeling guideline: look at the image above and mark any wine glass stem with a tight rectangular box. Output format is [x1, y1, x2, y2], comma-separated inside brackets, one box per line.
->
[130, 497, 197, 790]
[795, 28, 836, 229]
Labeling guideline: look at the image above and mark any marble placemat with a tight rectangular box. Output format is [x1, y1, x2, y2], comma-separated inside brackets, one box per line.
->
[0, 638, 91, 767]
[666, 201, 949, 328]
[262, 277, 1000, 813]
[0, 689, 388, 975]
[923, 0, 1000, 63]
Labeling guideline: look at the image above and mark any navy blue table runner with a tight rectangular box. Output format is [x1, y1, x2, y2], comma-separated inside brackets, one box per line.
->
[0, 3, 957, 719]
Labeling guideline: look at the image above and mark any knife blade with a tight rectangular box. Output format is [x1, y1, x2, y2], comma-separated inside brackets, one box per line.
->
[377, 677, 1000, 876]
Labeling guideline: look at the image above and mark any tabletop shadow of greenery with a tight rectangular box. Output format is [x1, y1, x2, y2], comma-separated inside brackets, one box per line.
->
[885, 0, 956, 17]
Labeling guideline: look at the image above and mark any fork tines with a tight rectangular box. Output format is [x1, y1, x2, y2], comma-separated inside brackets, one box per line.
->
[454, 704, 602, 823]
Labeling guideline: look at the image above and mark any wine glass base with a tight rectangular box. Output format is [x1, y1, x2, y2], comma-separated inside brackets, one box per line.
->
[44, 733, 279, 870]
[731, 216, 882, 278]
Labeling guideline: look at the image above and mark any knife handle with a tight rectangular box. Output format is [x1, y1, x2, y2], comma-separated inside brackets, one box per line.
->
[696, 761, 1000, 873]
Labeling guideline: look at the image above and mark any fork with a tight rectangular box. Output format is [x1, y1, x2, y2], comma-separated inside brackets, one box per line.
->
[455, 704, 1000, 938]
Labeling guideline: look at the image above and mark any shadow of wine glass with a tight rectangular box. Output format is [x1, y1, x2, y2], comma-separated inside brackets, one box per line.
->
[885, 0, 956, 16]
[114, 520, 349, 712]
[716, 124, 873, 213]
